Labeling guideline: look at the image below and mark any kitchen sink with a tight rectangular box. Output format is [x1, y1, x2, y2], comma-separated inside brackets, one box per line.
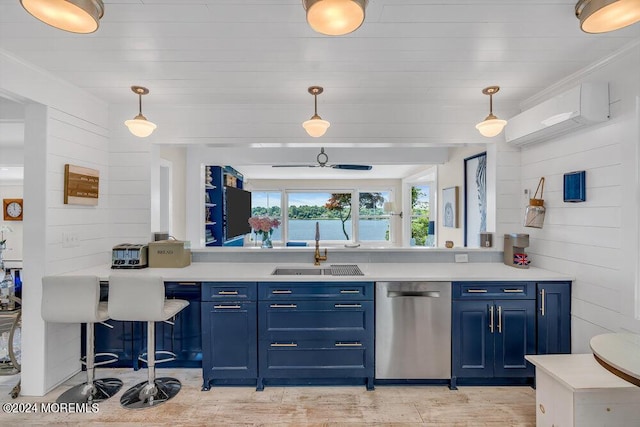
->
[271, 267, 331, 276]
[271, 265, 364, 276]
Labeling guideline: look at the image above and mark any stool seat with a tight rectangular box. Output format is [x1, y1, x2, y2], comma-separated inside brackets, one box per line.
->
[108, 275, 189, 409]
[41, 276, 123, 404]
[163, 299, 189, 319]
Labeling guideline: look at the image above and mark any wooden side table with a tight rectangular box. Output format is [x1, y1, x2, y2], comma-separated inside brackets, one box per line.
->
[526, 354, 640, 426]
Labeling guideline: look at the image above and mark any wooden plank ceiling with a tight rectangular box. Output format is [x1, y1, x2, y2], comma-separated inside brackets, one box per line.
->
[0, 0, 638, 178]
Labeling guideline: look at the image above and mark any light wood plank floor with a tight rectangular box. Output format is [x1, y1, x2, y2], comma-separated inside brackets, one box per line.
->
[0, 369, 536, 426]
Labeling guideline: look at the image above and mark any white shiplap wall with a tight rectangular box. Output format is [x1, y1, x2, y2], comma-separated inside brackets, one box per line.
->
[513, 43, 640, 353]
[1, 50, 111, 395]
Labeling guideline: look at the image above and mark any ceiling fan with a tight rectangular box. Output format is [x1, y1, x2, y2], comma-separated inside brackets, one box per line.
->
[272, 148, 372, 171]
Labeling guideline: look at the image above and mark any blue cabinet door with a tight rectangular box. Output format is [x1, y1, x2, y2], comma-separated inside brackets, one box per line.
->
[452, 300, 494, 378]
[537, 282, 571, 354]
[493, 299, 535, 377]
[202, 301, 257, 383]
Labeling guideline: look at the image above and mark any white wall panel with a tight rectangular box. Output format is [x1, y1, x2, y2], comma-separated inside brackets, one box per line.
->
[509, 44, 640, 352]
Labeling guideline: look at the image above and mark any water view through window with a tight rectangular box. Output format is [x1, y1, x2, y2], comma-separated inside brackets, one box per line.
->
[252, 191, 390, 242]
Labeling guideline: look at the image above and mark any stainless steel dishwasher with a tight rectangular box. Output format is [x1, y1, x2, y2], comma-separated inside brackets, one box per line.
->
[375, 281, 451, 379]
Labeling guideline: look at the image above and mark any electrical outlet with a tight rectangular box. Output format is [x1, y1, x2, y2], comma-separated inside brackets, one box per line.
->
[455, 253, 469, 263]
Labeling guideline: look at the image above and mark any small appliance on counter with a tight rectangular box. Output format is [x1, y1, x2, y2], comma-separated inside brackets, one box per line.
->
[111, 243, 149, 269]
[148, 240, 191, 268]
[503, 233, 530, 269]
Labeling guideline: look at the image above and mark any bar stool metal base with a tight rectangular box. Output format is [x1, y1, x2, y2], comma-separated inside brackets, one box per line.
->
[56, 378, 123, 404]
[120, 377, 181, 409]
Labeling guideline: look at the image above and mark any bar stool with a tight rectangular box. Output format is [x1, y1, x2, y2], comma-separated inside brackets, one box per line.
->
[108, 275, 189, 409]
[41, 276, 123, 404]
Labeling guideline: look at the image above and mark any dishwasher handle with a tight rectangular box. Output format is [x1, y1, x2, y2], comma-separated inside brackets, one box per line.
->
[387, 290, 441, 298]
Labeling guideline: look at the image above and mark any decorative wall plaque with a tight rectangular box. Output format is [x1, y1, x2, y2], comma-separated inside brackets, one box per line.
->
[64, 164, 99, 206]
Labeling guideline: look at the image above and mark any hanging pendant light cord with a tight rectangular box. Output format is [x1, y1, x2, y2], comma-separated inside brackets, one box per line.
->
[138, 93, 143, 115]
[489, 93, 493, 115]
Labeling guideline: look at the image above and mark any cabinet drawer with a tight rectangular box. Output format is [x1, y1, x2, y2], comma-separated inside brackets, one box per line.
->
[453, 282, 535, 300]
[259, 338, 371, 378]
[202, 282, 257, 301]
[259, 300, 372, 337]
[259, 282, 373, 300]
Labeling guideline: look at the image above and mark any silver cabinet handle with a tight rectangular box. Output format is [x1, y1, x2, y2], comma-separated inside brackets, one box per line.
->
[272, 290, 292, 294]
[540, 289, 546, 316]
[489, 305, 494, 333]
[177, 282, 198, 286]
[503, 289, 523, 293]
[335, 342, 362, 347]
[334, 304, 362, 308]
[214, 305, 241, 309]
[468, 289, 488, 293]
[497, 306, 502, 333]
[270, 343, 297, 347]
[218, 290, 238, 295]
[270, 304, 297, 308]
[340, 290, 360, 294]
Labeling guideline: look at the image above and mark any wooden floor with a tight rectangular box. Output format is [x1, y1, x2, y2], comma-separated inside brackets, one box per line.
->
[0, 369, 536, 426]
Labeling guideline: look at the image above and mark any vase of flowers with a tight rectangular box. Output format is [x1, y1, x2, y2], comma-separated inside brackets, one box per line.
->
[248, 216, 280, 248]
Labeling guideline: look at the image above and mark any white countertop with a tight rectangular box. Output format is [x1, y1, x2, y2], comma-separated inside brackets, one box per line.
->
[590, 333, 640, 386]
[525, 354, 638, 391]
[63, 262, 572, 282]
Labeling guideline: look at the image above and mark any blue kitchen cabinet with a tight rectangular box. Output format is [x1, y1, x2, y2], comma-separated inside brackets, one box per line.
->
[201, 282, 258, 390]
[257, 281, 375, 390]
[152, 282, 202, 369]
[88, 281, 201, 370]
[452, 282, 536, 387]
[536, 281, 571, 354]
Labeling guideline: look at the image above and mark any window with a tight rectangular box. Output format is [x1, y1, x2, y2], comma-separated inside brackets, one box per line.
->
[251, 191, 282, 241]
[288, 191, 353, 241]
[411, 185, 432, 246]
[358, 191, 390, 242]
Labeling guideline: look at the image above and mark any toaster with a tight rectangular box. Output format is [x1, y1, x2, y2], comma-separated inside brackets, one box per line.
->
[111, 244, 149, 269]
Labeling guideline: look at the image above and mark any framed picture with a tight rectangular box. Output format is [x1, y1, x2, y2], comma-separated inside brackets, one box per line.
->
[464, 152, 487, 247]
[442, 187, 459, 228]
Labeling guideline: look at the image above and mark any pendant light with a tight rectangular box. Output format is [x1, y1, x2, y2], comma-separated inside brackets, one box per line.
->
[475, 86, 507, 138]
[20, 0, 104, 34]
[302, 86, 330, 138]
[575, 0, 640, 33]
[124, 86, 157, 138]
[303, 0, 368, 36]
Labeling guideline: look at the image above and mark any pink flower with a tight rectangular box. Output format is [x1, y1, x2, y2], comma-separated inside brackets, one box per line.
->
[248, 216, 280, 234]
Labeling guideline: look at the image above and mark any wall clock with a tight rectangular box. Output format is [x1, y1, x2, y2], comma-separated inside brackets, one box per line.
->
[3, 198, 23, 221]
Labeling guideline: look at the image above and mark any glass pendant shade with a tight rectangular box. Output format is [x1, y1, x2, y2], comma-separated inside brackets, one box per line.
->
[125, 115, 157, 138]
[20, 0, 104, 34]
[476, 116, 508, 137]
[303, 0, 368, 36]
[303, 116, 330, 137]
[576, 0, 640, 33]
[124, 86, 156, 138]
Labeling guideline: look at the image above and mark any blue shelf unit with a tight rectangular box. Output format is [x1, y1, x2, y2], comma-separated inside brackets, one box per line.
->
[205, 166, 244, 247]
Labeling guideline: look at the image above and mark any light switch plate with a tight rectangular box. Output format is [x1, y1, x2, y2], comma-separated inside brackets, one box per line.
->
[455, 253, 469, 263]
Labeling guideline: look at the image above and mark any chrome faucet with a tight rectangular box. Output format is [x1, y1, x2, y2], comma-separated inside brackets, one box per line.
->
[314, 221, 328, 266]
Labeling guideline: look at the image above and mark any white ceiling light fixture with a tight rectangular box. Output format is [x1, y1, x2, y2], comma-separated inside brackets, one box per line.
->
[476, 86, 507, 138]
[303, 0, 368, 36]
[575, 0, 640, 33]
[20, 0, 104, 34]
[302, 86, 330, 138]
[124, 86, 157, 138]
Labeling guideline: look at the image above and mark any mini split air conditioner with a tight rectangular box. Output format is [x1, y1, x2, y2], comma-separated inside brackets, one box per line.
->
[505, 82, 609, 146]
